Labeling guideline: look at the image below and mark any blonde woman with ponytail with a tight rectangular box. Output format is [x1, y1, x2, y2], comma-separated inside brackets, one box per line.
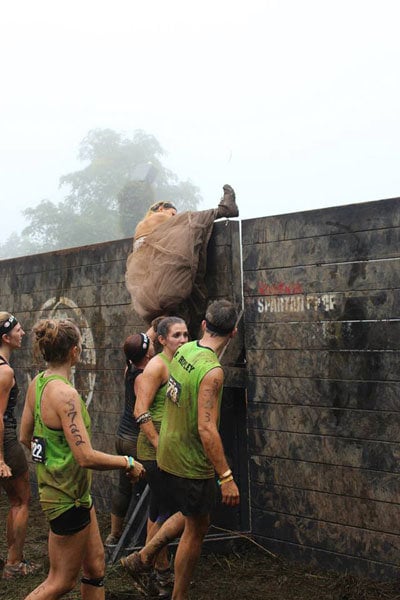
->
[20, 318, 145, 600]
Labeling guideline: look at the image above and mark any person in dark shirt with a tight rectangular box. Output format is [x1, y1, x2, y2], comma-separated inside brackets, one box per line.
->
[0, 312, 40, 579]
[105, 330, 155, 546]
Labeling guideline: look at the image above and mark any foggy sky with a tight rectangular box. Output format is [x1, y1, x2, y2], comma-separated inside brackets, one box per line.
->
[2, 0, 400, 246]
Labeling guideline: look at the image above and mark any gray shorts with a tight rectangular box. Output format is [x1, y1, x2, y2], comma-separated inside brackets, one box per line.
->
[3, 427, 28, 480]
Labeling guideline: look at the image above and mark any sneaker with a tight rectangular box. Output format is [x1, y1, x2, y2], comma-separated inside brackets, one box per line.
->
[104, 533, 121, 546]
[154, 567, 174, 599]
[2, 559, 41, 580]
[121, 552, 152, 594]
[147, 571, 160, 598]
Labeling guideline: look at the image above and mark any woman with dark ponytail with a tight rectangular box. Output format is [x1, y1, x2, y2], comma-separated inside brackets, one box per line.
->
[104, 329, 155, 546]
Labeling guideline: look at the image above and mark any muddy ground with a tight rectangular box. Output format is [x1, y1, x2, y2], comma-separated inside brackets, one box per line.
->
[1, 494, 400, 600]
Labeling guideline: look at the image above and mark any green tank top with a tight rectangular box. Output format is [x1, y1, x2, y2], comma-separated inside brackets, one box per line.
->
[137, 353, 170, 461]
[33, 372, 92, 521]
[157, 341, 222, 479]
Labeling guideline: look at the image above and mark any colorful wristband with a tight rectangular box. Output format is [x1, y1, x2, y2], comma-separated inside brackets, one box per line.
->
[218, 474, 234, 486]
[124, 455, 135, 470]
[136, 412, 152, 425]
[220, 468, 232, 479]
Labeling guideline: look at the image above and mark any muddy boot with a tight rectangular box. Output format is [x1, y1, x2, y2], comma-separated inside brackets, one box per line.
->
[214, 184, 239, 219]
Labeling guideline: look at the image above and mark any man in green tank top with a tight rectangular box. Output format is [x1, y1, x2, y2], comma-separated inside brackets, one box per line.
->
[155, 299, 240, 600]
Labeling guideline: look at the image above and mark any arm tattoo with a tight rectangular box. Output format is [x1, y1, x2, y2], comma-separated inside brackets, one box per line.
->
[66, 399, 86, 446]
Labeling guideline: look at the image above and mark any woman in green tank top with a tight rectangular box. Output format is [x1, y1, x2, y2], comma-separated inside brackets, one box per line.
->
[134, 316, 189, 586]
[20, 318, 145, 600]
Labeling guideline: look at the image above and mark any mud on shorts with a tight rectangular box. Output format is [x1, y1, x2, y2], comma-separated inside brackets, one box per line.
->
[112, 435, 146, 518]
[158, 470, 217, 517]
[3, 427, 28, 480]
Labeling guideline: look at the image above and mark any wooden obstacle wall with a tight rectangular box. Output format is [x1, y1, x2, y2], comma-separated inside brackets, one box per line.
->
[242, 197, 400, 579]
[2, 220, 243, 513]
[3, 195, 400, 579]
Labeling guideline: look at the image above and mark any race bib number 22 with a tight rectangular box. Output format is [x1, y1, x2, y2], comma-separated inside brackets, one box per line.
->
[31, 436, 46, 463]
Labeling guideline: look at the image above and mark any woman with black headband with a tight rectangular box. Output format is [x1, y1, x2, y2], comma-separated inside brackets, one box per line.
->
[0, 312, 40, 579]
[105, 329, 155, 546]
[126, 316, 189, 597]
[125, 184, 238, 338]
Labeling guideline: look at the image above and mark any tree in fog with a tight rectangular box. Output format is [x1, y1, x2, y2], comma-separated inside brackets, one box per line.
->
[117, 180, 155, 238]
[0, 128, 201, 257]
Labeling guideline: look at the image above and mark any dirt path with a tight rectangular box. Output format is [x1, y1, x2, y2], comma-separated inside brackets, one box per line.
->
[1, 494, 399, 599]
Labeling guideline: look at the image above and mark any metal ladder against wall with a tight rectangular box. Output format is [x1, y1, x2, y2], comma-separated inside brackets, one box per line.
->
[106, 485, 150, 565]
[107, 481, 248, 566]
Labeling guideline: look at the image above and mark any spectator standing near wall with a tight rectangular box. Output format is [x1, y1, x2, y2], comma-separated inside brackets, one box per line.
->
[0, 312, 40, 579]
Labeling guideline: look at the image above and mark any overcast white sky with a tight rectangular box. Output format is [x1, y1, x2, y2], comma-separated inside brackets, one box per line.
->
[1, 0, 400, 245]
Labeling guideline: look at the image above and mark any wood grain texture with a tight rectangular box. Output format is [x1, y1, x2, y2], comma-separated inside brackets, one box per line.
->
[244, 198, 400, 579]
[1, 222, 243, 513]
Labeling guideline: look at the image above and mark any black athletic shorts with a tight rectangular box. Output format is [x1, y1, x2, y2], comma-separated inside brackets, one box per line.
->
[50, 504, 91, 536]
[158, 470, 217, 517]
[142, 460, 176, 523]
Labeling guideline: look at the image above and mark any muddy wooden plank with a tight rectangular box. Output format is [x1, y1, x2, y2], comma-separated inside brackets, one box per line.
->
[210, 219, 238, 245]
[0, 253, 129, 287]
[0, 238, 132, 274]
[205, 274, 241, 297]
[8, 280, 129, 310]
[91, 431, 117, 452]
[45, 369, 123, 392]
[245, 289, 400, 323]
[247, 404, 400, 442]
[250, 456, 400, 503]
[12, 261, 128, 293]
[243, 257, 400, 297]
[249, 429, 400, 472]
[252, 484, 400, 535]
[230, 221, 244, 308]
[247, 377, 400, 412]
[246, 348, 400, 380]
[244, 321, 400, 351]
[251, 507, 400, 566]
[91, 471, 121, 512]
[206, 243, 232, 268]
[88, 392, 124, 415]
[241, 197, 400, 245]
[13, 303, 143, 333]
[243, 226, 400, 270]
[90, 409, 121, 434]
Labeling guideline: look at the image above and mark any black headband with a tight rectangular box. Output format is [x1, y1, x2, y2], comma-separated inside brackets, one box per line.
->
[140, 332, 150, 352]
[205, 319, 232, 336]
[0, 315, 18, 336]
[134, 333, 150, 361]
